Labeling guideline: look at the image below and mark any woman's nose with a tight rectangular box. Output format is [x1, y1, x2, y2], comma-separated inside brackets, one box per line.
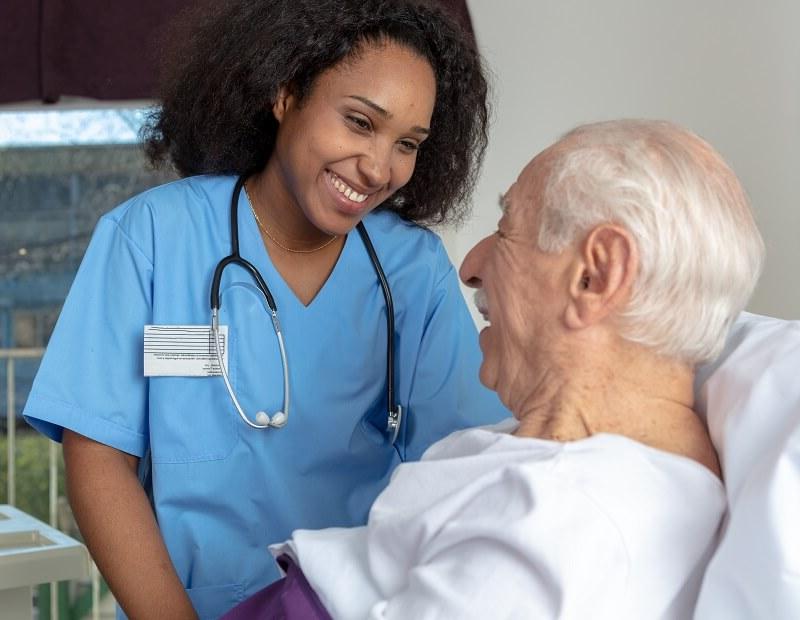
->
[357, 143, 392, 188]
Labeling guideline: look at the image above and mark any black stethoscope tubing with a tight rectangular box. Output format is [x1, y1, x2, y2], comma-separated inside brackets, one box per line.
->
[209, 175, 401, 443]
[211, 176, 277, 313]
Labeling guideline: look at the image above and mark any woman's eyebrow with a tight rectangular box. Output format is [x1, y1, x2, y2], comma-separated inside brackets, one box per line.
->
[348, 95, 391, 118]
[347, 95, 430, 135]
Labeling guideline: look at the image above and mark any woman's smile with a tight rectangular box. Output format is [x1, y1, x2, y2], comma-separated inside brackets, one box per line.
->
[328, 170, 369, 204]
[324, 169, 374, 216]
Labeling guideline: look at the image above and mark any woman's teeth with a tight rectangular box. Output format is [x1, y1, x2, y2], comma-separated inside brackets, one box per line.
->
[331, 173, 368, 203]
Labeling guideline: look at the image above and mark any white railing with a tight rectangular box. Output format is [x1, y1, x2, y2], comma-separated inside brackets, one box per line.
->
[2, 347, 104, 620]
[3, 348, 43, 508]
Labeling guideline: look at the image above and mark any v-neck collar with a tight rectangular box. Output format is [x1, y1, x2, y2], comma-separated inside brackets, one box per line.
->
[237, 185, 354, 311]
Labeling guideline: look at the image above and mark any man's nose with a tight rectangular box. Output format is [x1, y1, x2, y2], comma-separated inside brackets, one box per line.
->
[459, 235, 490, 288]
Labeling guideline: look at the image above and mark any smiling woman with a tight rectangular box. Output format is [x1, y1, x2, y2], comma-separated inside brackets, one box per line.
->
[246, 41, 437, 304]
[21, 1, 508, 619]
[143, 0, 487, 227]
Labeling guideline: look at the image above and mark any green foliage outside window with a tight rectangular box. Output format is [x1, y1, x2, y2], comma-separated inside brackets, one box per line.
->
[0, 430, 64, 521]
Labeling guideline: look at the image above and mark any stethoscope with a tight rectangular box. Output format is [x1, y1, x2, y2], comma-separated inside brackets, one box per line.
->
[209, 175, 403, 444]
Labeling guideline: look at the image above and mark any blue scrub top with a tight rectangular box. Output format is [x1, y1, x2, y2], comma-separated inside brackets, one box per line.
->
[24, 175, 508, 619]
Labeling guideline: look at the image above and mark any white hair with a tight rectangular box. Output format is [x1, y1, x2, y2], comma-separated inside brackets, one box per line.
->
[538, 119, 765, 364]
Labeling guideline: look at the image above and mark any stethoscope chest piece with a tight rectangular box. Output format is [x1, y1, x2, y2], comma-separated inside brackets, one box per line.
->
[387, 405, 402, 445]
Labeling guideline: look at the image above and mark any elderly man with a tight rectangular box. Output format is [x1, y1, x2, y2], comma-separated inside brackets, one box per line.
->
[225, 120, 764, 619]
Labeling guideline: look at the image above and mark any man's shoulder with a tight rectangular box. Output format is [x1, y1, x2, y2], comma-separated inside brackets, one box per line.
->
[421, 417, 520, 461]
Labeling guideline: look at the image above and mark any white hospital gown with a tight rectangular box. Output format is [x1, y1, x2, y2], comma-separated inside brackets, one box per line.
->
[272, 419, 725, 619]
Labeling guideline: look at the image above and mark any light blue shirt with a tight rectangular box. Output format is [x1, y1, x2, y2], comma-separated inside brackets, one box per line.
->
[24, 175, 508, 619]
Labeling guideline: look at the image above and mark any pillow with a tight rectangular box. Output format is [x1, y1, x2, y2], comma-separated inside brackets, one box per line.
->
[693, 312, 800, 619]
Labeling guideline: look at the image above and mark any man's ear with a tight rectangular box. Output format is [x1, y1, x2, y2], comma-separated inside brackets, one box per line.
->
[564, 224, 638, 330]
[272, 85, 294, 123]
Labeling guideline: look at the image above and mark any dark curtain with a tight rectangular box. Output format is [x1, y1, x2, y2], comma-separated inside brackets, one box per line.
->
[0, 0, 474, 105]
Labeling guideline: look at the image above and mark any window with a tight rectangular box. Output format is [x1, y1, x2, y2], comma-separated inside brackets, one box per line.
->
[0, 105, 176, 417]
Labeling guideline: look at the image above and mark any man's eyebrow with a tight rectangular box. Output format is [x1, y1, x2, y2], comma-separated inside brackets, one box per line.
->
[348, 95, 430, 135]
[498, 193, 510, 213]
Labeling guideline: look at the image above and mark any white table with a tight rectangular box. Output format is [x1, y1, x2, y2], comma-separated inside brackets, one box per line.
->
[0, 504, 89, 619]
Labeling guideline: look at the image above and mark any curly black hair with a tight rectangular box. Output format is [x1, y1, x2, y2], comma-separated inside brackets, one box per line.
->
[142, 0, 489, 226]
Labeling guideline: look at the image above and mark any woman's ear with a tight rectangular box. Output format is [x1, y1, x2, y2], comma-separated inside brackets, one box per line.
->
[272, 85, 293, 123]
[564, 224, 638, 330]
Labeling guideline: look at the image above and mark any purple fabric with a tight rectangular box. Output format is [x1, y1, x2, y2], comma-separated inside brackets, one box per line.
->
[221, 556, 332, 620]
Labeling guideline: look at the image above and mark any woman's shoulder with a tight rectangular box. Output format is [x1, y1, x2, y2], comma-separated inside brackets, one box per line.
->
[84, 175, 235, 262]
[363, 210, 444, 251]
[362, 210, 452, 280]
[104, 174, 235, 226]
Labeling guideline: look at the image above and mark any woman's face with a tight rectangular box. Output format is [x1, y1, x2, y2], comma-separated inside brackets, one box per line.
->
[265, 40, 437, 235]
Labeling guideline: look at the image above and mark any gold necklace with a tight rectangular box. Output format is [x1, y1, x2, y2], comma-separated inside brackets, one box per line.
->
[244, 185, 339, 254]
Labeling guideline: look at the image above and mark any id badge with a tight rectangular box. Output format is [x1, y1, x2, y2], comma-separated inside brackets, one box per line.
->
[143, 325, 228, 377]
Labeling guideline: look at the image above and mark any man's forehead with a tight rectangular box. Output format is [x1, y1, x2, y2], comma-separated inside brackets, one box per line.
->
[501, 151, 551, 214]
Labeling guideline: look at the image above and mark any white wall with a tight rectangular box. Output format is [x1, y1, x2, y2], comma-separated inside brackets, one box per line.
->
[445, 0, 800, 323]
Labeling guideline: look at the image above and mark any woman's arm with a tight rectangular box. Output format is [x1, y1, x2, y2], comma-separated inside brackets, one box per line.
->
[63, 430, 197, 619]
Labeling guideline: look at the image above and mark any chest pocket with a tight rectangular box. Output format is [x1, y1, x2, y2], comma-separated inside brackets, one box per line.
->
[149, 282, 277, 463]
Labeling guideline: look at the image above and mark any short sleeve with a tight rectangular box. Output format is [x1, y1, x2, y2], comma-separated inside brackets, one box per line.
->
[402, 262, 509, 461]
[23, 213, 153, 457]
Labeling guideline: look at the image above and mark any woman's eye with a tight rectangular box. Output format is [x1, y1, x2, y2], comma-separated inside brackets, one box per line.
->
[398, 140, 419, 153]
[347, 115, 372, 131]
